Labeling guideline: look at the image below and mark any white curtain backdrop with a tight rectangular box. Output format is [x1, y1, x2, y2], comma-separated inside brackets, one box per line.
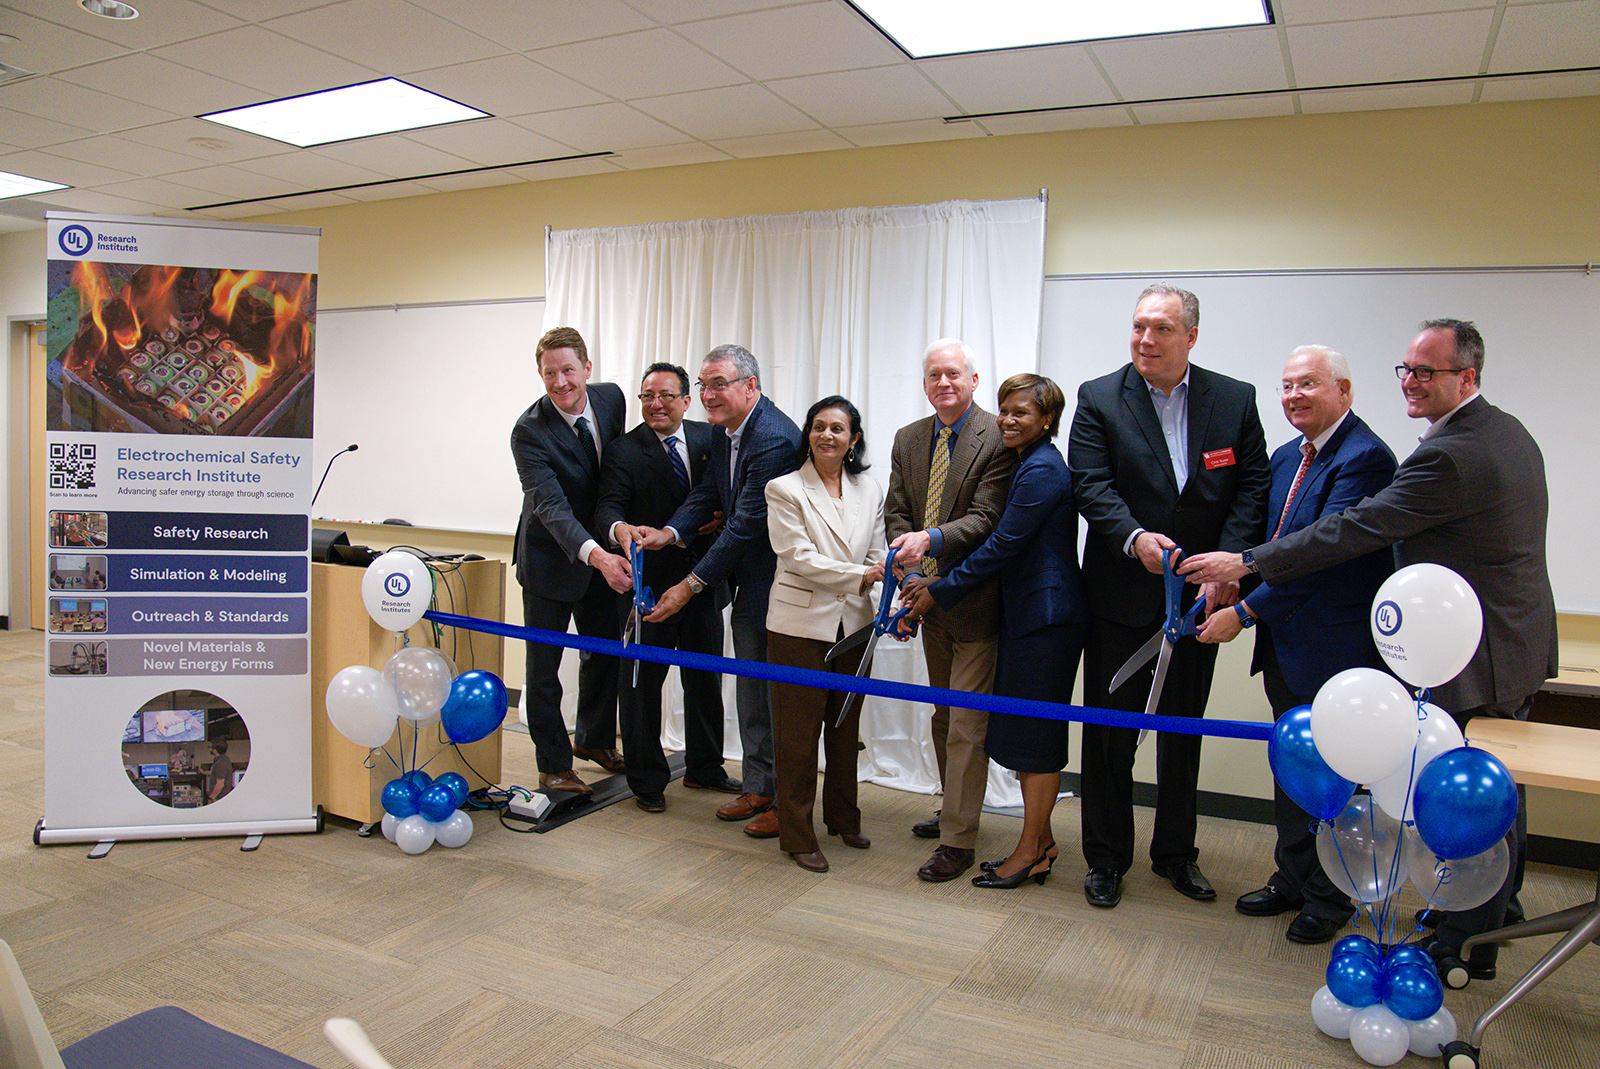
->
[542, 197, 1048, 809]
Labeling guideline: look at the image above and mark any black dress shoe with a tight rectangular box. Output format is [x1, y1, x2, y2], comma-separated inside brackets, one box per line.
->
[1152, 860, 1217, 901]
[1286, 912, 1345, 944]
[634, 793, 666, 813]
[972, 853, 1053, 889]
[1236, 884, 1302, 917]
[1084, 868, 1123, 907]
[917, 845, 975, 882]
[683, 769, 742, 794]
[912, 811, 941, 839]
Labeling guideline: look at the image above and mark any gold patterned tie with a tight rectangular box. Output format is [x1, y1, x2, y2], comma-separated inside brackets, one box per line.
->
[921, 425, 952, 576]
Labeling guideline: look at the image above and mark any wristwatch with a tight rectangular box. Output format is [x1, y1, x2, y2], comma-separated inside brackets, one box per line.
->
[1234, 604, 1257, 629]
[684, 574, 706, 595]
[1241, 548, 1259, 574]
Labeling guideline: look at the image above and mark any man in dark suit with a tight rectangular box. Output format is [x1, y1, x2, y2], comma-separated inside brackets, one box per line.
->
[886, 338, 1015, 882]
[1068, 283, 1270, 908]
[1191, 345, 1397, 944]
[634, 344, 802, 833]
[596, 362, 740, 812]
[1181, 319, 1557, 978]
[510, 326, 633, 794]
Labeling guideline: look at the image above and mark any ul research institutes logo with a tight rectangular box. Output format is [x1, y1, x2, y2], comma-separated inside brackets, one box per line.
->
[384, 572, 411, 598]
[1374, 600, 1403, 636]
[58, 225, 93, 257]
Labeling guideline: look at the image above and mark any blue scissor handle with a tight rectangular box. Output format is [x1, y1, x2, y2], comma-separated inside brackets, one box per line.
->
[631, 542, 655, 617]
[1162, 547, 1206, 642]
[874, 546, 919, 638]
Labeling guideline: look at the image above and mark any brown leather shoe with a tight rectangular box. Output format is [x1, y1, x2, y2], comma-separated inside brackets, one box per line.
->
[539, 770, 591, 794]
[571, 745, 625, 773]
[918, 845, 975, 882]
[912, 811, 941, 839]
[743, 810, 779, 838]
[716, 792, 773, 821]
[827, 826, 871, 849]
[789, 849, 829, 872]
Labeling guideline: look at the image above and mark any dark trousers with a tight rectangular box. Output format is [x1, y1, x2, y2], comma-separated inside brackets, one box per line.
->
[618, 591, 726, 797]
[1259, 630, 1354, 922]
[1081, 615, 1218, 874]
[1437, 696, 1532, 967]
[768, 630, 865, 856]
[522, 573, 623, 774]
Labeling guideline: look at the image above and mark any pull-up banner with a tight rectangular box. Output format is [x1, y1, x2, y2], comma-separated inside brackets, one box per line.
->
[39, 213, 321, 845]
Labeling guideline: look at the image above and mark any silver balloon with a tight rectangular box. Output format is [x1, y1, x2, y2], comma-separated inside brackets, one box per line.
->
[383, 646, 455, 722]
[379, 813, 398, 842]
[1407, 1006, 1458, 1057]
[393, 815, 435, 855]
[434, 810, 474, 848]
[1316, 795, 1410, 904]
[1311, 985, 1358, 1040]
[1350, 1005, 1410, 1067]
[1406, 836, 1510, 912]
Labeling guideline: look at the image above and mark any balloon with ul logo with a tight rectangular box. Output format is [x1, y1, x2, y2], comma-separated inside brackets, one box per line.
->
[1368, 564, 1482, 689]
[362, 551, 432, 631]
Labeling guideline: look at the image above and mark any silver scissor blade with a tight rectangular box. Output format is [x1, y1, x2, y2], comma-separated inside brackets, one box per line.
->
[1143, 638, 1173, 719]
[1110, 629, 1165, 693]
[833, 633, 879, 727]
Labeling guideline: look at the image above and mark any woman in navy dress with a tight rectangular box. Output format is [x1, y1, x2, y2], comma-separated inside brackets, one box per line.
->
[903, 373, 1088, 888]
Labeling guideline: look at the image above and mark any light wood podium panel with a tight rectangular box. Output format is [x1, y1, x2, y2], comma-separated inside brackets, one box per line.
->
[310, 558, 505, 824]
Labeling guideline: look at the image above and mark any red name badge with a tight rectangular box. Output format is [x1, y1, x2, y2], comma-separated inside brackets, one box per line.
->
[1203, 448, 1236, 470]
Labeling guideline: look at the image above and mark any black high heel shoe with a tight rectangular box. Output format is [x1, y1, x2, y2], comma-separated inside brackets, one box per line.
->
[971, 852, 1054, 888]
[980, 840, 1057, 872]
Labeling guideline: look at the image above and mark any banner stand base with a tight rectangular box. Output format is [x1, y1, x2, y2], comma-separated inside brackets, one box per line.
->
[34, 810, 323, 848]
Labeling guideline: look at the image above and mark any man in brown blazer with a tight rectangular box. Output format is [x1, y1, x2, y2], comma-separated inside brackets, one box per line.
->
[887, 338, 1016, 881]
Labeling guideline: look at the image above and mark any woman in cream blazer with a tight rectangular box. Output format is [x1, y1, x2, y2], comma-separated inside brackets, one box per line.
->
[761, 395, 886, 873]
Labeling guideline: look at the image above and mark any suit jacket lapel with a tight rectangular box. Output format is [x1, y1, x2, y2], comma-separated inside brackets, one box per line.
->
[1183, 371, 1215, 497]
[539, 395, 586, 467]
[943, 411, 986, 521]
[1122, 367, 1178, 496]
[801, 462, 850, 545]
[1285, 415, 1355, 530]
[906, 416, 934, 525]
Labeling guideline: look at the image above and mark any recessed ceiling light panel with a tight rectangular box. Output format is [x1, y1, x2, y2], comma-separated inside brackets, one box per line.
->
[79, 1, 140, 19]
[200, 78, 490, 148]
[850, 0, 1273, 58]
[0, 170, 70, 200]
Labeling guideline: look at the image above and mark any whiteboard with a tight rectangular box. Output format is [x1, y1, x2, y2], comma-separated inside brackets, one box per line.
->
[1040, 267, 1600, 613]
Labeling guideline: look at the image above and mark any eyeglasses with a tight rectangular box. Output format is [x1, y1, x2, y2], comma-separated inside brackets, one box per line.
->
[1395, 364, 1470, 383]
[638, 391, 684, 403]
[697, 378, 743, 394]
[1278, 377, 1323, 396]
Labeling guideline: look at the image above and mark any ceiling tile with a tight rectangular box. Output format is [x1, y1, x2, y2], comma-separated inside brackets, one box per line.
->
[43, 134, 212, 178]
[402, 118, 575, 166]
[123, 118, 299, 165]
[606, 142, 734, 170]
[511, 102, 688, 152]
[1287, 10, 1496, 86]
[624, 0, 798, 22]
[675, 3, 904, 79]
[531, 28, 748, 100]
[323, 181, 437, 203]
[710, 128, 852, 159]
[312, 132, 478, 178]
[408, 53, 607, 119]
[1093, 29, 1289, 101]
[1478, 68, 1600, 102]
[27, 0, 242, 50]
[1299, 82, 1477, 114]
[165, 163, 312, 200]
[920, 46, 1112, 114]
[407, 0, 654, 50]
[92, 177, 224, 209]
[766, 66, 952, 127]
[632, 84, 815, 140]
[55, 53, 261, 115]
[1489, 1, 1600, 73]
[0, 106, 94, 150]
[0, 76, 179, 133]
[1276, 1, 1491, 24]
[269, 0, 508, 74]
[151, 27, 377, 97]
[244, 150, 394, 190]
[33, 187, 164, 215]
[499, 156, 624, 182]
[0, 7, 130, 75]
[0, 148, 137, 187]
[833, 117, 989, 149]
[199, 1, 329, 16]
[414, 169, 530, 193]
[1131, 94, 1297, 126]
[978, 107, 1134, 136]
[258, 190, 360, 211]
[191, 201, 286, 219]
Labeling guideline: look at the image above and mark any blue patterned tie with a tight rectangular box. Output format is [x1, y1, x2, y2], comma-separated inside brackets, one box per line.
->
[664, 434, 690, 489]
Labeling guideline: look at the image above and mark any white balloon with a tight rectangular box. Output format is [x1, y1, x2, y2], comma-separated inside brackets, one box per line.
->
[1406, 836, 1511, 913]
[380, 813, 398, 842]
[1350, 1005, 1410, 1067]
[434, 810, 474, 848]
[383, 646, 455, 722]
[325, 665, 400, 749]
[1311, 668, 1420, 784]
[394, 815, 436, 855]
[1407, 1006, 1458, 1057]
[1370, 702, 1465, 820]
[1311, 985, 1358, 1040]
[361, 551, 432, 632]
[1370, 564, 1483, 689]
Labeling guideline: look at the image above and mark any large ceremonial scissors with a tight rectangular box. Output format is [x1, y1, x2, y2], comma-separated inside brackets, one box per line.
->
[823, 546, 918, 726]
[622, 542, 655, 687]
[1110, 547, 1207, 722]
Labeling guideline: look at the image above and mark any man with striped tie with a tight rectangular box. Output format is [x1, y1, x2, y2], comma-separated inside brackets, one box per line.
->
[886, 338, 1016, 882]
[598, 363, 738, 812]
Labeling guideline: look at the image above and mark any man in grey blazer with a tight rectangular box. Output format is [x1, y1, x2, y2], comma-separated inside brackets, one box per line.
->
[511, 327, 633, 794]
[1181, 319, 1557, 978]
[886, 338, 1015, 882]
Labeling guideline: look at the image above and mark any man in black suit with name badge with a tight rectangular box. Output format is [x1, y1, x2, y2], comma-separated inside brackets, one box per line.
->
[511, 326, 633, 794]
[597, 362, 740, 812]
[1068, 283, 1270, 909]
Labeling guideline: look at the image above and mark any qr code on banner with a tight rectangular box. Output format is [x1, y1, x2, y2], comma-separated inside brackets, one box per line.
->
[48, 443, 96, 490]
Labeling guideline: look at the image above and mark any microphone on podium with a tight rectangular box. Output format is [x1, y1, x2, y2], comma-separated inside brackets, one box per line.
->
[311, 443, 358, 507]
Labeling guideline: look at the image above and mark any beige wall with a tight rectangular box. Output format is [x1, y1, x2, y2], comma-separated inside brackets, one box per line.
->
[5, 96, 1598, 837]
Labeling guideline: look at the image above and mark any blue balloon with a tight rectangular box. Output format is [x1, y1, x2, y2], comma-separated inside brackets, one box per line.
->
[434, 772, 470, 807]
[381, 778, 419, 818]
[1412, 746, 1519, 860]
[418, 783, 457, 823]
[1382, 963, 1444, 1021]
[1333, 935, 1382, 963]
[1383, 945, 1434, 975]
[404, 769, 433, 793]
[440, 670, 509, 745]
[1327, 952, 1383, 1008]
[1268, 705, 1358, 821]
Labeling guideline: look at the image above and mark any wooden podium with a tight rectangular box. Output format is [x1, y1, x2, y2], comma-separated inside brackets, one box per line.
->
[310, 558, 505, 824]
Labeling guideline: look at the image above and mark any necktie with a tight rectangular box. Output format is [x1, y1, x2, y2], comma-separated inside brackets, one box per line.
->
[1271, 440, 1316, 540]
[664, 434, 690, 489]
[921, 425, 952, 576]
[574, 416, 599, 472]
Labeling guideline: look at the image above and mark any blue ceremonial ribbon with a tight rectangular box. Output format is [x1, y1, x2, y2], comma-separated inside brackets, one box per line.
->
[422, 609, 1272, 742]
